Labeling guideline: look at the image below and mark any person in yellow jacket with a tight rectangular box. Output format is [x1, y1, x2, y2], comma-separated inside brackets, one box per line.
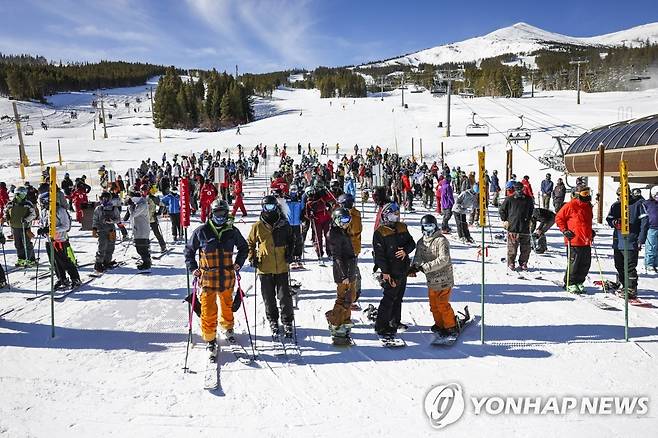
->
[248, 195, 295, 338]
[337, 194, 363, 303]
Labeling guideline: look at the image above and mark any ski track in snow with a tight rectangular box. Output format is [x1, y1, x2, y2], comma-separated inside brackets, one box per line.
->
[1, 85, 658, 437]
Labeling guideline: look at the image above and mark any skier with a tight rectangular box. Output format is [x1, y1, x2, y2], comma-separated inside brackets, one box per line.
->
[161, 186, 182, 242]
[285, 185, 304, 268]
[185, 199, 248, 351]
[36, 192, 81, 289]
[644, 190, 658, 273]
[555, 185, 594, 293]
[199, 178, 218, 223]
[453, 184, 478, 244]
[0, 228, 6, 288]
[92, 191, 121, 274]
[147, 185, 167, 253]
[540, 174, 554, 210]
[372, 202, 416, 337]
[440, 175, 454, 233]
[247, 195, 295, 338]
[325, 208, 357, 342]
[499, 181, 534, 271]
[530, 207, 556, 254]
[605, 186, 648, 297]
[305, 184, 334, 261]
[5, 186, 37, 267]
[410, 214, 458, 337]
[230, 174, 247, 217]
[127, 187, 152, 270]
[70, 182, 89, 223]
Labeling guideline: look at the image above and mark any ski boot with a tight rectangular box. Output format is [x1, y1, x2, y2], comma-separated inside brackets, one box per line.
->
[283, 324, 294, 340]
[518, 262, 528, 271]
[23, 259, 37, 268]
[206, 339, 218, 361]
[223, 328, 236, 342]
[566, 284, 582, 294]
[54, 279, 70, 290]
[269, 320, 280, 335]
[137, 262, 151, 271]
[15, 259, 25, 267]
[576, 283, 585, 294]
[394, 322, 409, 331]
[507, 262, 516, 272]
[70, 279, 82, 289]
[0, 280, 8, 289]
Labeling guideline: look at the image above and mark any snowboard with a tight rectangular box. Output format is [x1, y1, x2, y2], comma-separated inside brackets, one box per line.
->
[431, 306, 472, 346]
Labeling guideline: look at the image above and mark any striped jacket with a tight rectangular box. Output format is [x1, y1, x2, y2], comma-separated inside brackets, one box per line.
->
[184, 221, 248, 292]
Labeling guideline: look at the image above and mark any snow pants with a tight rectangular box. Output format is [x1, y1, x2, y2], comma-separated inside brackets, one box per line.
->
[134, 238, 151, 268]
[325, 280, 355, 326]
[150, 221, 166, 250]
[429, 287, 456, 329]
[200, 202, 211, 223]
[565, 245, 591, 287]
[169, 213, 181, 240]
[291, 225, 303, 259]
[645, 228, 658, 269]
[507, 232, 531, 265]
[12, 227, 35, 261]
[231, 194, 247, 216]
[200, 286, 234, 341]
[312, 218, 330, 257]
[441, 208, 452, 232]
[455, 213, 471, 240]
[614, 249, 639, 291]
[259, 272, 294, 325]
[95, 229, 116, 267]
[375, 275, 407, 335]
[46, 240, 80, 283]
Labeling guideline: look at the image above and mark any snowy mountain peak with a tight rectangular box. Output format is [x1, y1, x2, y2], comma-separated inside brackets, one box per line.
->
[361, 21, 658, 68]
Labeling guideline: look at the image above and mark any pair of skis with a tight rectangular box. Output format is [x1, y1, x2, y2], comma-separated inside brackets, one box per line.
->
[203, 332, 257, 391]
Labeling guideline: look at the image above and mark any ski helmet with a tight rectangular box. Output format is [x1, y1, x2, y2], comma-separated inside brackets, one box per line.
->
[289, 184, 299, 199]
[380, 202, 400, 226]
[332, 207, 352, 229]
[210, 199, 230, 226]
[261, 195, 279, 213]
[337, 193, 354, 209]
[14, 186, 28, 200]
[420, 214, 438, 236]
[38, 191, 49, 209]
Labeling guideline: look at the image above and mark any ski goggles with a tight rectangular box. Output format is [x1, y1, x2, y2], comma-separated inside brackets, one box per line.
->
[421, 223, 437, 233]
[577, 188, 591, 197]
[262, 203, 278, 212]
[338, 215, 351, 225]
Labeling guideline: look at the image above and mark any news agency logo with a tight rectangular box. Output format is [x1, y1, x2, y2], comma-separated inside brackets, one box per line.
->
[424, 383, 649, 429]
[423, 383, 465, 429]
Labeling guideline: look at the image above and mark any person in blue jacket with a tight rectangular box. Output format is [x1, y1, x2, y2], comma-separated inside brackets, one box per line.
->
[644, 190, 658, 273]
[161, 186, 182, 242]
[540, 173, 554, 210]
[286, 184, 305, 267]
[344, 174, 356, 199]
[606, 186, 649, 297]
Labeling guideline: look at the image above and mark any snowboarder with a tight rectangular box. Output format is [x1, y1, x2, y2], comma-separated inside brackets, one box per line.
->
[372, 202, 416, 337]
[126, 187, 152, 270]
[5, 186, 36, 267]
[338, 193, 362, 301]
[530, 207, 556, 254]
[555, 185, 594, 293]
[499, 181, 534, 271]
[92, 191, 121, 274]
[644, 190, 658, 273]
[605, 186, 648, 297]
[410, 214, 458, 338]
[36, 192, 81, 289]
[248, 195, 295, 338]
[325, 208, 357, 342]
[185, 199, 248, 349]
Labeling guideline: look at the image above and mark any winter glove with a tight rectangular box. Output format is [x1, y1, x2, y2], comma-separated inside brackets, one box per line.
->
[612, 219, 622, 230]
[563, 230, 575, 240]
[502, 221, 509, 230]
[92, 228, 98, 238]
[37, 227, 48, 237]
[0, 234, 5, 245]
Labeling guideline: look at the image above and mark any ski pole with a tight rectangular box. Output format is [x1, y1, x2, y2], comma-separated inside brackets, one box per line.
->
[34, 233, 42, 296]
[183, 277, 197, 373]
[236, 273, 256, 359]
[1, 243, 9, 290]
[253, 262, 258, 352]
[592, 242, 608, 295]
[566, 240, 571, 290]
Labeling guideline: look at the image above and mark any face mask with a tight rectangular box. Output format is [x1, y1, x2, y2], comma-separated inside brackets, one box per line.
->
[422, 223, 437, 236]
[131, 196, 142, 204]
[580, 195, 592, 203]
[262, 210, 280, 224]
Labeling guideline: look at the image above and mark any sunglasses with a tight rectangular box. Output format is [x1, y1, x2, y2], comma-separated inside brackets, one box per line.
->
[262, 203, 278, 212]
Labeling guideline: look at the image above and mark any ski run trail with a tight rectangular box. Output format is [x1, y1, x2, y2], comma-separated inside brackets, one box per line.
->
[1, 83, 657, 437]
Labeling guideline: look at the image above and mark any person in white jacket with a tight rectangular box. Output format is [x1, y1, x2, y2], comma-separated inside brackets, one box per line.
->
[37, 191, 81, 289]
[127, 185, 153, 270]
[453, 185, 478, 244]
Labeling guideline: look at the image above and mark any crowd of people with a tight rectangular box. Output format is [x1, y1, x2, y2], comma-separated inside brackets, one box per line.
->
[1, 142, 657, 350]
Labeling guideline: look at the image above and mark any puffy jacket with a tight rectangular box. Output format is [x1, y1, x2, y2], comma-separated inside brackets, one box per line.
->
[490, 174, 500, 192]
[373, 222, 416, 278]
[200, 183, 218, 206]
[555, 197, 594, 246]
[413, 231, 454, 291]
[499, 194, 534, 234]
[5, 199, 37, 229]
[93, 203, 121, 233]
[161, 193, 181, 214]
[286, 199, 304, 226]
[453, 189, 477, 215]
[247, 216, 293, 275]
[348, 207, 363, 254]
[645, 199, 658, 229]
[128, 196, 151, 239]
[606, 197, 648, 251]
[185, 221, 248, 292]
[327, 225, 356, 283]
[521, 179, 534, 198]
[552, 183, 566, 204]
[344, 178, 356, 198]
[232, 179, 243, 197]
[39, 205, 71, 242]
[401, 175, 412, 193]
[440, 179, 454, 210]
[306, 193, 333, 223]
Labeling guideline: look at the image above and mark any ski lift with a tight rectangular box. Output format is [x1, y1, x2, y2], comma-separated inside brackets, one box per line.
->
[91, 100, 98, 108]
[431, 85, 447, 95]
[24, 124, 34, 136]
[465, 113, 489, 137]
[110, 102, 117, 108]
[459, 88, 475, 98]
[506, 115, 531, 142]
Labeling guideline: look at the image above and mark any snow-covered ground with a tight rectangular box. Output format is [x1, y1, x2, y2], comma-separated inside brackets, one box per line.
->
[0, 85, 657, 437]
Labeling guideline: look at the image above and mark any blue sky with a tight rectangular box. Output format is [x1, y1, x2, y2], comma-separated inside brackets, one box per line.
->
[1, 0, 657, 73]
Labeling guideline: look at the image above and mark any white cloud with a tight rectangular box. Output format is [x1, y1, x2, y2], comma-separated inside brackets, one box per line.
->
[74, 25, 155, 44]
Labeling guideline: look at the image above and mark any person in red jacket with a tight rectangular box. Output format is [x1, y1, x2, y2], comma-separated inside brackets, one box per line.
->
[306, 186, 335, 260]
[199, 179, 218, 223]
[231, 175, 247, 217]
[401, 171, 415, 212]
[326, 160, 334, 179]
[70, 182, 89, 223]
[555, 185, 594, 293]
[0, 182, 9, 223]
[435, 176, 443, 214]
[270, 175, 289, 196]
[521, 175, 534, 199]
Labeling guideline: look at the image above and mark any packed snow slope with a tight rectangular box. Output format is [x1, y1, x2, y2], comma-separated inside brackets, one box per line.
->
[361, 21, 658, 67]
[1, 85, 657, 437]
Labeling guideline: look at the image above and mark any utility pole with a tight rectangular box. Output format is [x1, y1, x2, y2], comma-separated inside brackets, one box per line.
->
[401, 73, 405, 107]
[97, 92, 108, 138]
[10, 102, 28, 166]
[380, 76, 384, 101]
[569, 59, 589, 105]
[436, 67, 464, 137]
[149, 86, 154, 115]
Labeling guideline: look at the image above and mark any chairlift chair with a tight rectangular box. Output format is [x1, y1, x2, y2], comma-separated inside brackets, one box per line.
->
[506, 115, 531, 142]
[465, 113, 489, 137]
[24, 124, 34, 136]
[459, 88, 475, 98]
